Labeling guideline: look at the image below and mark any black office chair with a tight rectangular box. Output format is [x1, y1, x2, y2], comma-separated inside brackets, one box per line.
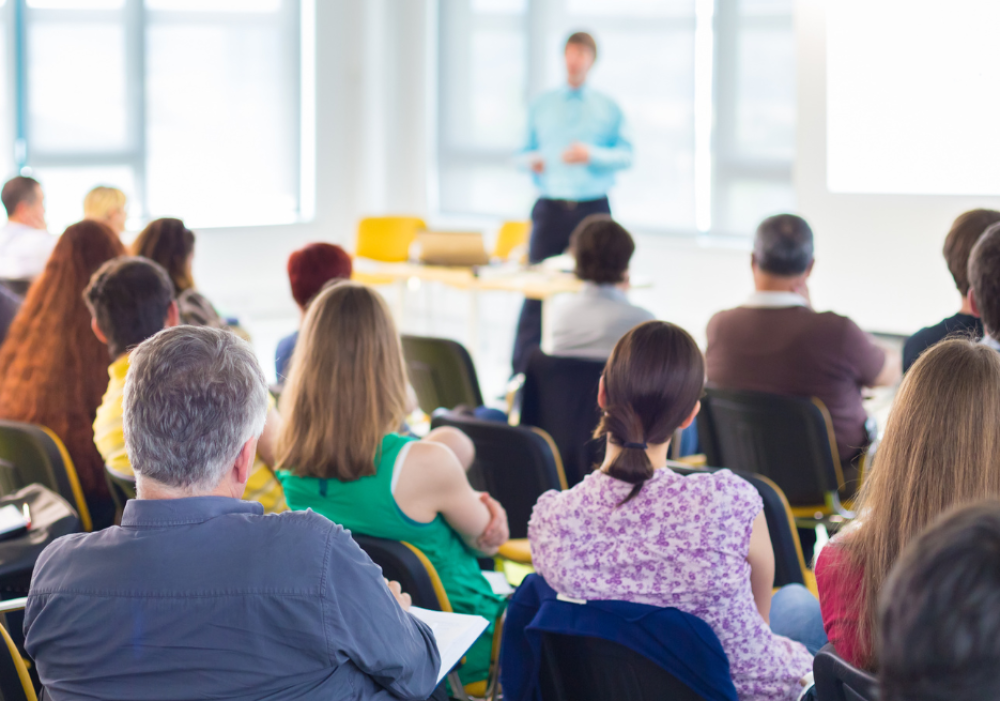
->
[104, 464, 137, 516]
[353, 535, 449, 612]
[540, 632, 719, 701]
[667, 464, 810, 589]
[813, 644, 878, 701]
[517, 349, 605, 487]
[698, 388, 855, 525]
[401, 335, 484, 415]
[0, 421, 92, 532]
[0, 598, 37, 701]
[431, 410, 566, 540]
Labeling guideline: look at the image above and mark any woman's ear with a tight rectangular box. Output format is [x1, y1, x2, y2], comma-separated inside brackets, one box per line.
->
[597, 375, 608, 409]
[679, 400, 701, 430]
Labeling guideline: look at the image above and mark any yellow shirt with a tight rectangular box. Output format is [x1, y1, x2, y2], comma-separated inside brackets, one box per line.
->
[93, 354, 287, 513]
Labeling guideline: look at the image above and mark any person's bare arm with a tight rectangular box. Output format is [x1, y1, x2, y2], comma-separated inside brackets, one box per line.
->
[423, 426, 475, 471]
[869, 347, 902, 388]
[255, 407, 282, 468]
[746, 511, 775, 624]
[394, 441, 508, 555]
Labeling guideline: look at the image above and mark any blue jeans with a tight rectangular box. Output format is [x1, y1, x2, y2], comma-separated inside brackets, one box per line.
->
[770, 584, 828, 655]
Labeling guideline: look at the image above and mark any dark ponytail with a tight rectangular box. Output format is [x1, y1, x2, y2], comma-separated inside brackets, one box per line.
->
[595, 321, 705, 505]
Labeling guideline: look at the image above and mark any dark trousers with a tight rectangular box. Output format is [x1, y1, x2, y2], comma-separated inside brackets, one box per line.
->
[510, 196, 611, 374]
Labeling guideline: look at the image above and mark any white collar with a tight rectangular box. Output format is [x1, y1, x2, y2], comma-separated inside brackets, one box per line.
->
[982, 334, 1000, 352]
[742, 291, 809, 309]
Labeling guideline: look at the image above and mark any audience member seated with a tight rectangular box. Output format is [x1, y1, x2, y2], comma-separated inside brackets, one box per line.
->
[82, 185, 128, 236]
[903, 209, 999, 371]
[23, 326, 441, 700]
[0, 220, 125, 528]
[529, 320, 816, 701]
[0, 175, 55, 294]
[0, 284, 19, 345]
[275, 281, 508, 686]
[131, 217, 226, 328]
[878, 501, 1000, 701]
[706, 214, 899, 491]
[548, 214, 653, 359]
[85, 257, 285, 513]
[969, 221, 1000, 353]
[276, 242, 353, 381]
[815, 338, 1000, 671]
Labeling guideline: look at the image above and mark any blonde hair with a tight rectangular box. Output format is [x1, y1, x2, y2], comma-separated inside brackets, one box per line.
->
[83, 186, 126, 220]
[842, 338, 1000, 670]
[275, 281, 409, 480]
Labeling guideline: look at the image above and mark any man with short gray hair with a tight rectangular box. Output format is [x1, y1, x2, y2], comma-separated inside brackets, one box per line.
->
[23, 326, 441, 701]
[705, 214, 900, 494]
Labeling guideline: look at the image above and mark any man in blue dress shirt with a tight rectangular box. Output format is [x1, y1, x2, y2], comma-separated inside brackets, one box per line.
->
[512, 31, 633, 373]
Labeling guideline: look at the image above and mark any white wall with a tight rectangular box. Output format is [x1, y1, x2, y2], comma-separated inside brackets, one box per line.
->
[794, 0, 1000, 334]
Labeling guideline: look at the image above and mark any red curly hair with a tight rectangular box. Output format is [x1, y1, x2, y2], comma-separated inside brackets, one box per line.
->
[0, 221, 125, 522]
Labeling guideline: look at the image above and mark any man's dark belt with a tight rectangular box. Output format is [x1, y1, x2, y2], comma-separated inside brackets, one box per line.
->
[538, 196, 608, 209]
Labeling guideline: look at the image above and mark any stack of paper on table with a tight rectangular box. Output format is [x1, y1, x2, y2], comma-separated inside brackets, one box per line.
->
[409, 607, 490, 684]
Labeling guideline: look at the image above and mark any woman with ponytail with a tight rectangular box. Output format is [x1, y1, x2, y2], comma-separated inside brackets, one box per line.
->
[529, 321, 814, 701]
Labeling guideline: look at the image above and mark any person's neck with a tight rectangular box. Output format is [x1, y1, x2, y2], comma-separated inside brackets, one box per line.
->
[567, 77, 586, 90]
[753, 274, 803, 294]
[6, 214, 39, 229]
[959, 296, 975, 316]
[136, 475, 241, 501]
[599, 440, 671, 474]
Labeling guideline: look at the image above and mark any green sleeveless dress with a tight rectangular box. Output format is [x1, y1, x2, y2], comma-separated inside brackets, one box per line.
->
[276, 433, 505, 684]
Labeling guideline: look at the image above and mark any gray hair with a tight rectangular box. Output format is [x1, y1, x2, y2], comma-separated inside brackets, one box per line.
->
[123, 325, 268, 491]
[753, 213, 815, 276]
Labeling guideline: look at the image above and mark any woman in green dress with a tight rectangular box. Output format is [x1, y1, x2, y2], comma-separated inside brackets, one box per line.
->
[275, 280, 509, 686]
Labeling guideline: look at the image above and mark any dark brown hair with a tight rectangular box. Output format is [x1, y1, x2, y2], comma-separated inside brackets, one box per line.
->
[944, 209, 1000, 296]
[566, 31, 597, 59]
[84, 256, 175, 358]
[131, 218, 196, 294]
[570, 215, 635, 285]
[1, 176, 40, 217]
[969, 222, 1000, 336]
[0, 220, 126, 511]
[595, 321, 705, 504]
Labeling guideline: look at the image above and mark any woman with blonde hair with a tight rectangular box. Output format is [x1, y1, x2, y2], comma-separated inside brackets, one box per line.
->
[83, 186, 127, 235]
[816, 337, 1000, 671]
[275, 280, 508, 686]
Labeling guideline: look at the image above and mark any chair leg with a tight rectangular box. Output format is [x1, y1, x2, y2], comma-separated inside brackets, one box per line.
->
[448, 671, 471, 700]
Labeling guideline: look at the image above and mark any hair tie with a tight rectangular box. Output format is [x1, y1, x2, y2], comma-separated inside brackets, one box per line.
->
[623, 441, 648, 450]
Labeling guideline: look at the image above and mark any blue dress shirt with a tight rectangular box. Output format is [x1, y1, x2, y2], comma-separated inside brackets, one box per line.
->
[520, 84, 632, 201]
[24, 497, 440, 701]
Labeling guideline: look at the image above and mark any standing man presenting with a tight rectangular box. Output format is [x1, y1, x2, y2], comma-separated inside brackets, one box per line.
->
[511, 31, 632, 373]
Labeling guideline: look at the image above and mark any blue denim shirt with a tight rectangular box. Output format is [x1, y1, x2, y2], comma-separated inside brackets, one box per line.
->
[24, 497, 440, 701]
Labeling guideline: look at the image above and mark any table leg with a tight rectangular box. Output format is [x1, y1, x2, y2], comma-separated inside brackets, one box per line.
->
[467, 289, 480, 365]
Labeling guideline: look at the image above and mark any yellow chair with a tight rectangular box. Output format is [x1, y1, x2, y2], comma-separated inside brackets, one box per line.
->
[0, 598, 37, 701]
[355, 216, 426, 262]
[493, 221, 531, 262]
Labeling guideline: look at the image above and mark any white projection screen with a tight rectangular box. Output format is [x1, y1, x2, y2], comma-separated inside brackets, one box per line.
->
[826, 0, 1000, 195]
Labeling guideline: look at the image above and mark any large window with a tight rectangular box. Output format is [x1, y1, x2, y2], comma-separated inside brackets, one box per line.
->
[437, 0, 795, 236]
[1, 0, 307, 233]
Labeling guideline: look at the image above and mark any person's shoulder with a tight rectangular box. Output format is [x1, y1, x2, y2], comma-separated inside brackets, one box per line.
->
[30, 529, 118, 589]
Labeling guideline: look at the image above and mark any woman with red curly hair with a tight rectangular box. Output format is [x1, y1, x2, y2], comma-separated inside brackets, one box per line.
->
[0, 221, 125, 528]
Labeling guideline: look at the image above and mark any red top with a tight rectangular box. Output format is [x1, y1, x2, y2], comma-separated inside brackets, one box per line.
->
[815, 540, 868, 668]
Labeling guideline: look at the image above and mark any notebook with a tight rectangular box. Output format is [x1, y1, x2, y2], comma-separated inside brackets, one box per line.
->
[409, 607, 490, 684]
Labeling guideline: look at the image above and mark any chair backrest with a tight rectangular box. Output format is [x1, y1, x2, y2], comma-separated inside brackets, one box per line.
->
[356, 216, 426, 262]
[104, 464, 136, 515]
[494, 221, 531, 261]
[0, 421, 91, 532]
[0, 599, 37, 701]
[519, 349, 606, 487]
[667, 464, 808, 588]
[431, 411, 566, 539]
[698, 387, 843, 507]
[539, 633, 710, 701]
[814, 644, 878, 701]
[401, 335, 483, 414]
[352, 535, 451, 612]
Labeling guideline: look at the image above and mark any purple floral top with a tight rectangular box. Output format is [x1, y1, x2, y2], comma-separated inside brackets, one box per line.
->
[529, 468, 813, 701]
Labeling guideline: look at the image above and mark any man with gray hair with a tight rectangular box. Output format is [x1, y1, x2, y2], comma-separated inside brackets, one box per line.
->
[23, 326, 441, 700]
[705, 214, 900, 495]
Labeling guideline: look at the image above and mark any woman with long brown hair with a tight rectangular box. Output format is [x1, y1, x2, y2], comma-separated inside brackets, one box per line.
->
[131, 217, 224, 328]
[275, 280, 508, 687]
[816, 337, 1000, 671]
[529, 320, 815, 701]
[0, 220, 125, 528]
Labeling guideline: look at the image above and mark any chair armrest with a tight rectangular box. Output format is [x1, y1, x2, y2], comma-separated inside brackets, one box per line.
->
[496, 538, 532, 564]
[506, 374, 525, 426]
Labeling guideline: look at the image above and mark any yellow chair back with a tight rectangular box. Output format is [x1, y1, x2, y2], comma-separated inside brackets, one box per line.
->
[493, 220, 531, 261]
[0, 600, 37, 701]
[356, 216, 426, 262]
